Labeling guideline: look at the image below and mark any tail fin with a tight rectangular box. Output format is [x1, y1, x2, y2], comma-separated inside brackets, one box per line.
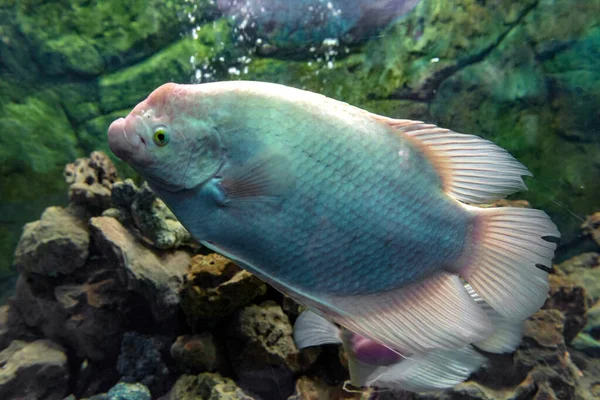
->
[465, 283, 524, 353]
[457, 206, 560, 321]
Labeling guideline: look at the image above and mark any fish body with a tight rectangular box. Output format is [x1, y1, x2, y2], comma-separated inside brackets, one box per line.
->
[141, 82, 467, 296]
[107, 81, 559, 360]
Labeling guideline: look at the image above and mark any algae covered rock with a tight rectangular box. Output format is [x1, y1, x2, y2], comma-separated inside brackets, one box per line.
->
[13, 206, 90, 276]
[180, 253, 267, 325]
[14, 0, 187, 76]
[0, 340, 69, 400]
[105, 180, 192, 250]
[130, 183, 193, 250]
[106, 382, 151, 400]
[166, 373, 255, 400]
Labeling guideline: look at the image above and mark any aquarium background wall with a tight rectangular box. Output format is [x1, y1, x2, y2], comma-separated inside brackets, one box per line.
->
[2, 0, 600, 278]
[0, 0, 599, 398]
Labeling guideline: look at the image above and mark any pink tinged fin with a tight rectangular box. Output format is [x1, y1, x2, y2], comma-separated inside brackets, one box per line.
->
[457, 206, 560, 321]
[327, 272, 493, 355]
[293, 310, 342, 349]
[464, 283, 524, 353]
[372, 117, 532, 204]
[367, 346, 486, 392]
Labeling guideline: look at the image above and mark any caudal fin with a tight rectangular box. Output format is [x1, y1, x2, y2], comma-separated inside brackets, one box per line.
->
[457, 206, 560, 321]
[465, 283, 524, 353]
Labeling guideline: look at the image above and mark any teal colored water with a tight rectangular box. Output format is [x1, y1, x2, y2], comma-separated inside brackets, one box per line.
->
[0, 1, 599, 399]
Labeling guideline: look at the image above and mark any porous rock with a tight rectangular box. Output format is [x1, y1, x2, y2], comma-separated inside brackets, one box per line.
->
[117, 332, 172, 395]
[13, 205, 90, 276]
[89, 216, 191, 320]
[582, 212, 600, 247]
[166, 373, 255, 400]
[170, 333, 224, 373]
[180, 253, 267, 325]
[64, 151, 118, 211]
[228, 301, 319, 398]
[0, 340, 69, 400]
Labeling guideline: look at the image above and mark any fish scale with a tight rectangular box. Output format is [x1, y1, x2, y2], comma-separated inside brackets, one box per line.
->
[235, 113, 469, 295]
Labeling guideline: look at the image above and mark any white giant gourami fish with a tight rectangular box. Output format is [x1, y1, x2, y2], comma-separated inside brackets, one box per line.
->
[107, 81, 559, 374]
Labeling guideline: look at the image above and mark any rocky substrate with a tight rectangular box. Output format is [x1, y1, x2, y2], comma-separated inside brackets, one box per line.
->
[1, 152, 599, 400]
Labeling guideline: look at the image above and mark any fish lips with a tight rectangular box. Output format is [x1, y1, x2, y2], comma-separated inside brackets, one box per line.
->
[107, 116, 153, 166]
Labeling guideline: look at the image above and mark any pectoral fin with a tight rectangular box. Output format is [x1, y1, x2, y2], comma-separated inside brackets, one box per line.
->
[215, 151, 294, 208]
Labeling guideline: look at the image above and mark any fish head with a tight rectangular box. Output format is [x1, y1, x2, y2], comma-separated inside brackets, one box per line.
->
[107, 82, 224, 192]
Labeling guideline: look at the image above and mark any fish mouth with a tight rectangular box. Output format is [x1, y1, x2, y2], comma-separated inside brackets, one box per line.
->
[107, 116, 149, 165]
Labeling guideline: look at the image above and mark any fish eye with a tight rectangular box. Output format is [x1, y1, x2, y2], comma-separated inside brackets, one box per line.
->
[153, 127, 170, 146]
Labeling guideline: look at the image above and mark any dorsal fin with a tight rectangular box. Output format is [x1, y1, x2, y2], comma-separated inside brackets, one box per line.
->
[372, 116, 532, 204]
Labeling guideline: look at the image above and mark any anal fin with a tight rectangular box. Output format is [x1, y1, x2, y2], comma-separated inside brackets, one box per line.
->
[327, 272, 492, 355]
[368, 346, 486, 392]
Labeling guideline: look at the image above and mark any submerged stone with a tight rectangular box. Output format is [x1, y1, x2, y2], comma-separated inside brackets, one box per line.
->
[89, 216, 191, 320]
[0, 340, 69, 400]
[180, 253, 267, 325]
[166, 373, 255, 400]
[170, 333, 224, 373]
[106, 382, 151, 400]
[13, 206, 90, 276]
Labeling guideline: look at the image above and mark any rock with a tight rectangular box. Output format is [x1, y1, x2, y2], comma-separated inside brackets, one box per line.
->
[89, 216, 191, 320]
[0, 304, 37, 350]
[523, 309, 566, 349]
[582, 212, 600, 248]
[545, 274, 588, 343]
[111, 179, 140, 211]
[130, 183, 192, 250]
[170, 333, 224, 373]
[287, 375, 374, 400]
[107, 382, 151, 400]
[116, 332, 172, 395]
[104, 181, 192, 250]
[554, 252, 600, 301]
[13, 206, 90, 276]
[570, 333, 600, 357]
[0, 340, 69, 400]
[166, 373, 255, 400]
[180, 253, 267, 326]
[72, 359, 120, 400]
[11, 260, 132, 362]
[64, 151, 118, 211]
[228, 301, 319, 399]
